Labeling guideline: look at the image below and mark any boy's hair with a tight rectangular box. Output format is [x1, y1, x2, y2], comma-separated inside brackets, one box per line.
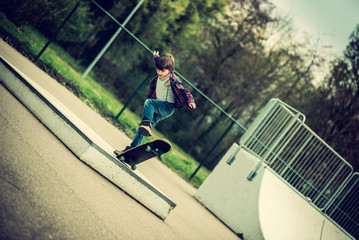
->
[155, 54, 175, 72]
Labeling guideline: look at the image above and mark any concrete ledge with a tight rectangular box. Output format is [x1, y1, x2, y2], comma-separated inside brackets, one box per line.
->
[0, 57, 176, 220]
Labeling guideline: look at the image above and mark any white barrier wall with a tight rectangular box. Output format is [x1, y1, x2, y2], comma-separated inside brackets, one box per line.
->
[195, 144, 265, 239]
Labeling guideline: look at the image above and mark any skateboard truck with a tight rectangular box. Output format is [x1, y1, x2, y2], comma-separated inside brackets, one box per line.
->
[118, 145, 154, 170]
[114, 139, 171, 170]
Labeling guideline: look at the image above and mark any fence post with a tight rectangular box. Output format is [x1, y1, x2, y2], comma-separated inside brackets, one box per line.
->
[35, 0, 83, 62]
[189, 121, 236, 180]
[82, 0, 145, 78]
[115, 69, 155, 120]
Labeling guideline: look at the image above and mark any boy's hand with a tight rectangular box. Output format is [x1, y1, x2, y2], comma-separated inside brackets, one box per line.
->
[153, 51, 159, 57]
[189, 102, 196, 109]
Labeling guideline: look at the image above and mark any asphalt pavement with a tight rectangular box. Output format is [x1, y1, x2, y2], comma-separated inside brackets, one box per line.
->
[0, 39, 240, 240]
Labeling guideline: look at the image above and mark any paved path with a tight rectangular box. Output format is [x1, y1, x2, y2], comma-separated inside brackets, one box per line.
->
[0, 39, 240, 240]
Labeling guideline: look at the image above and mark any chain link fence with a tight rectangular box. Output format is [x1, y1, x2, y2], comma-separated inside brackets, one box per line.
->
[1, 0, 248, 177]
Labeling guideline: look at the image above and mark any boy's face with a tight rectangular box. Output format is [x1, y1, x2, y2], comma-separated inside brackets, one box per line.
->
[156, 68, 171, 80]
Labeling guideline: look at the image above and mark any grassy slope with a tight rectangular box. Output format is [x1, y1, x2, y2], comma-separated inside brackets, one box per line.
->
[0, 13, 209, 188]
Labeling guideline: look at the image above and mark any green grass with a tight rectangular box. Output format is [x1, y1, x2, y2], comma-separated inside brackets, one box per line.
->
[0, 13, 209, 188]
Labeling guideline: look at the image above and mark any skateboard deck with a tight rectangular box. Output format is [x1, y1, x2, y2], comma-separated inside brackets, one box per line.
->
[114, 139, 171, 170]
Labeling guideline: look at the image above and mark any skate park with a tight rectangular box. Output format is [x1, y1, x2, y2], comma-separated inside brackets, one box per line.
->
[2, 38, 358, 239]
[1, 1, 359, 239]
[0, 39, 242, 239]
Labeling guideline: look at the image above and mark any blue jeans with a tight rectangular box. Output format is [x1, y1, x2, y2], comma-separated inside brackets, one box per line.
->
[131, 99, 175, 147]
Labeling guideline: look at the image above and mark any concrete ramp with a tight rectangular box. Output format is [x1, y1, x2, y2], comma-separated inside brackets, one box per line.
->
[0, 57, 176, 220]
[259, 168, 349, 240]
[195, 144, 352, 239]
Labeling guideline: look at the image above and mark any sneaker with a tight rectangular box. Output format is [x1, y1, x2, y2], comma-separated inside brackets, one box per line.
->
[139, 121, 152, 136]
[139, 125, 152, 136]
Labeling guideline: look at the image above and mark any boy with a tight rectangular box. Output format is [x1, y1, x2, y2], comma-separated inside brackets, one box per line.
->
[121, 51, 196, 151]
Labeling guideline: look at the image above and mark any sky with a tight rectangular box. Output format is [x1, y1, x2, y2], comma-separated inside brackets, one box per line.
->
[269, 0, 359, 57]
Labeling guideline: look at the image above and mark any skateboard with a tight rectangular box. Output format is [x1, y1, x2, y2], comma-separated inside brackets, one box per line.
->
[114, 139, 171, 170]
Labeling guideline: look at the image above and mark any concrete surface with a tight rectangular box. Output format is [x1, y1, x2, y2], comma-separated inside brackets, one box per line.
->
[0, 39, 240, 240]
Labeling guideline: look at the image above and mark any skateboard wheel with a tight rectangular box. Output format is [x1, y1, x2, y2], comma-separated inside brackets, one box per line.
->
[145, 145, 151, 152]
[131, 165, 137, 170]
[118, 156, 125, 162]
